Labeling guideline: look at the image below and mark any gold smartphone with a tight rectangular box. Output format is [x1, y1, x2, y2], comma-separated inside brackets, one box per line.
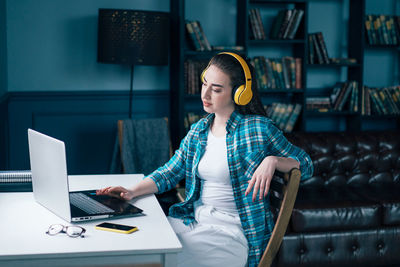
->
[95, 222, 138, 234]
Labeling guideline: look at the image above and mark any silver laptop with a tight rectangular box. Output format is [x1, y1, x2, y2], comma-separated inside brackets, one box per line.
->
[28, 129, 143, 222]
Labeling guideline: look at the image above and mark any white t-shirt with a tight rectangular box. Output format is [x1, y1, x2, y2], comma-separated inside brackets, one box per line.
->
[197, 129, 238, 214]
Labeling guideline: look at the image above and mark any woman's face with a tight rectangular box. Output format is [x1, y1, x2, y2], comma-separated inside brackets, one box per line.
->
[201, 65, 235, 115]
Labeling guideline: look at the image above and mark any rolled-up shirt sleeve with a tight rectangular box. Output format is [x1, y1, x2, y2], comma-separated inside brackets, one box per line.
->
[265, 123, 314, 180]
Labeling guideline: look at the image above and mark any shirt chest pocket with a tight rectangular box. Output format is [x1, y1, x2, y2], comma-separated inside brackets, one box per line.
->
[239, 150, 266, 181]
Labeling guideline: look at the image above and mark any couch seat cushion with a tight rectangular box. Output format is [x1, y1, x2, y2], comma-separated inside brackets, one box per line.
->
[383, 202, 400, 226]
[291, 202, 381, 232]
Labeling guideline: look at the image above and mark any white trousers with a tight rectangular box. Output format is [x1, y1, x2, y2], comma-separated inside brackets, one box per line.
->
[168, 205, 248, 267]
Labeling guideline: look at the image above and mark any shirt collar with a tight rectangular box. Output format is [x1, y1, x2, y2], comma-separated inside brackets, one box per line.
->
[199, 113, 215, 132]
[226, 110, 242, 134]
[199, 110, 242, 134]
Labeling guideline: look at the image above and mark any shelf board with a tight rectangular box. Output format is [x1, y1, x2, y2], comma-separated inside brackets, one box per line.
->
[259, 89, 304, 94]
[361, 114, 400, 119]
[307, 63, 361, 68]
[249, 39, 305, 45]
[250, 0, 306, 4]
[305, 110, 357, 116]
[184, 49, 246, 58]
[365, 43, 400, 49]
[185, 94, 201, 99]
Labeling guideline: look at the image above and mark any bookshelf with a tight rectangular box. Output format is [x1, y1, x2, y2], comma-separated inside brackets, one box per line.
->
[170, 0, 249, 148]
[238, 0, 307, 132]
[169, 0, 399, 149]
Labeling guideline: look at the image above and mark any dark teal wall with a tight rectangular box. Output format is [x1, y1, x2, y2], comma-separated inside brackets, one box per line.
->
[5, 90, 169, 174]
[1, 0, 399, 172]
[6, 0, 169, 93]
[0, 0, 6, 97]
[4, 0, 400, 94]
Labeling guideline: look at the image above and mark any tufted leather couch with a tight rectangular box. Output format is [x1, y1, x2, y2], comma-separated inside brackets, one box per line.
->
[275, 131, 400, 267]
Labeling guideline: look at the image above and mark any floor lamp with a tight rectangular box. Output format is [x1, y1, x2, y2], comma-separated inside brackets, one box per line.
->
[97, 9, 170, 118]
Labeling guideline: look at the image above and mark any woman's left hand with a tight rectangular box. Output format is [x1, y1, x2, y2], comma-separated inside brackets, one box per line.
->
[245, 156, 278, 202]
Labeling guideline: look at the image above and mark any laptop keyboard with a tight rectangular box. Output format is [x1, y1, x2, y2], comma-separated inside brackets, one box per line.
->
[70, 192, 114, 214]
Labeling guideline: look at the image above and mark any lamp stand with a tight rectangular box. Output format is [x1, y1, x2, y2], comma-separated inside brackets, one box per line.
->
[129, 65, 134, 119]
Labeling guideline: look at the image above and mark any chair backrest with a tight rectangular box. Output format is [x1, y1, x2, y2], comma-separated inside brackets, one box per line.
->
[258, 168, 301, 267]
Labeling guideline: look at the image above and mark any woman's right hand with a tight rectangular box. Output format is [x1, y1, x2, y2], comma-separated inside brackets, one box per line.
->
[96, 186, 135, 201]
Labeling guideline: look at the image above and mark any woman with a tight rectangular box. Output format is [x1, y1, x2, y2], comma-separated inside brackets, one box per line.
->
[97, 52, 313, 267]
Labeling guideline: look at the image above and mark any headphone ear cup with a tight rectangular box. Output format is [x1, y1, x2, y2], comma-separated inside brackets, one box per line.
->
[234, 84, 253, 106]
[200, 68, 207, 83]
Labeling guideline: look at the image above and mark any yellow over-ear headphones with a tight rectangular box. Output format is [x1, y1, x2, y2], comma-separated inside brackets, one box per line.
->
[201, 52, 253, 106]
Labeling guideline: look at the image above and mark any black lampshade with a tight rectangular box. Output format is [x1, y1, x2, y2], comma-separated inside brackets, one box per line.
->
[97, 9, 169, 65]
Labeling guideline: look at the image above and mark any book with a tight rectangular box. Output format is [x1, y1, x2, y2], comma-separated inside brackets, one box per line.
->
[333, 82, 351, 111]
[330, 82, 345, 106]
[0, 170, 32, 183]
[274, 60, 285, 89]
[274, 103, 287, 127]
[349, 83, 358, 113]
[365, 15, 374, 44]
[254, 8, 266, 40]
[249, 8, 261, 40]
[384, 87, 399, 114]
[269, 103, 281, 122]
[310, 33, 324, 64]
[269, 10, 286, 39]
[332, 82, 348, 110]
[369, 15, 379, 44]
[373, 15, 384, 44]
[282, 9, 298, 39]
[380, 15, 390, 44]
[190, 21, 205, 51]
[295, 58, 302, 89]
[287, 57, 296, 89]
[362, 86, 371, 115]
[253, 57, 267, 90]
[284, 103, 302, 132]
[316, 32, 330, 64]
[185, 21, 202, 51]
[353, 84, 359, 112]
[388, 16, 398, 45]
[286, 9, 304, 39]
[337, 81, 357, 111]
[306, 97, 331, 111]
[279, 104, 294, 129]
[371, 88, 388, 114]
[277, 10, 293, 39]
[368, 88, 384, 115]
[194, 21, 212, 51]
[308, 34, 314, 64]
[265, 58, 276, 89]
[281, 58, 291, 89]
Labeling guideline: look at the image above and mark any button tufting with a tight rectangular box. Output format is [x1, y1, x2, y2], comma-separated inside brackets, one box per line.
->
[378, 243, 384, 249]
[351, 245, 357, 251]
[326, 247, 332, 253]
[299, 248, 305, 254]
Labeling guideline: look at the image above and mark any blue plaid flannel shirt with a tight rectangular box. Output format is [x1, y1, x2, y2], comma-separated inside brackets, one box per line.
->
[146, 110, 313, 266]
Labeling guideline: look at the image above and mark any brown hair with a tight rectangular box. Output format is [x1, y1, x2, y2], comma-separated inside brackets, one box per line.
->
[208, 53, 267, 116]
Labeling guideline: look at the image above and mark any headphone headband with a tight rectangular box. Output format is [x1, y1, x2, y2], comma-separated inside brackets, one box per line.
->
[218, 52, 252, 86]
[201, 52, 253, 106]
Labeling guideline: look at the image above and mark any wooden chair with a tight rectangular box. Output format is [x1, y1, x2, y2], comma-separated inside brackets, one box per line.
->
[258, 168, 301, 267]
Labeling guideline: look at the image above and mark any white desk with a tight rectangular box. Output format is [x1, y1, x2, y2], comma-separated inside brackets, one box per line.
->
[0, 174, 182, 267]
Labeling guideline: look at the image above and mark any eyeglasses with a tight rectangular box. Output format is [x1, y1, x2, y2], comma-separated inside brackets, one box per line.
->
[46, 224, 86, 238]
